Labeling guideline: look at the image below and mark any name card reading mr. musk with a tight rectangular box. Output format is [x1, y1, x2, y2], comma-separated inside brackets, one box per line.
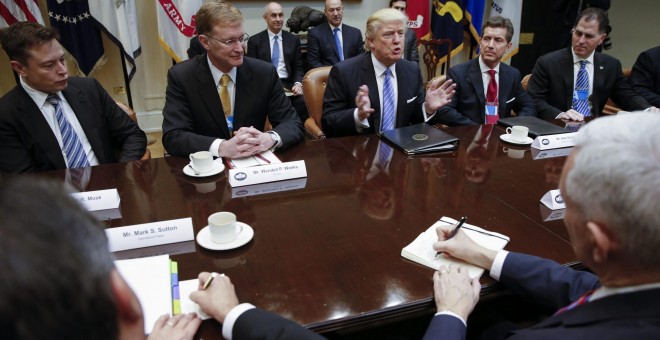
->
[228, 160, 307, 187]
[71, 189, 120, 211]
[105, 218, 195, 252]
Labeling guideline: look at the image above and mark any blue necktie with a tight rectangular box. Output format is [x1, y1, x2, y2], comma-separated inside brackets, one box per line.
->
[46, 94, 90, 169]
[333, 27, 343, 61]
[573, 60, 590, 116]
[382, 68, 395, 132]
[377, 142, 393, 170]
[271, 35, 280, 68]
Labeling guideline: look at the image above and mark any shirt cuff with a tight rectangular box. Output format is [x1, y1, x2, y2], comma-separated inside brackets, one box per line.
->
[222, 303, 256, 340]
[434, 311, 467, 327]
[354, 108, 369, 132]
[210, 139, 223, 157]
[489, 250, 509, 281]
[422, 103, 435, 122]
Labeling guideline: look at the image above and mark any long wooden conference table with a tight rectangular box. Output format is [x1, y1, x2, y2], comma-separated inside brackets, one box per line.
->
[33, 124, 578, 337]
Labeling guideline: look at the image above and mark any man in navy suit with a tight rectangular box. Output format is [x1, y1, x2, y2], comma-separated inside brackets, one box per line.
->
[247, 2, 308, 123]
[629, 45, 660, 107]
[527, 8, 657, 121]
[322, 8, 456, 138]
[0, 22, 146, 173]
[162, 1, 304, 158]
[389, 0, 419, 63]
[427, 113, 660, 339]
[436, 16, 535, 126]
[306, 0, 364, 69]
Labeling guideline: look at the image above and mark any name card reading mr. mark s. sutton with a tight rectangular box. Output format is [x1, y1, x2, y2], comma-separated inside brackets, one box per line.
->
[105, 217, 195, 252]
[228, 160, 307, 187]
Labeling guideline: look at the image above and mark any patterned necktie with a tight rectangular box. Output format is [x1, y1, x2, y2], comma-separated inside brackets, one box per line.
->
[333, 27, 343, 61]
[218, 74, 232, 129]
[485, 69, 499, 124]
[554, 289, 595, 315]
[46, 94, 90, 169]
[271, 35, 280, 68]
[573, 60, 590, 117]
[377, 142, 393, 170]
[382, 68, 395, 132]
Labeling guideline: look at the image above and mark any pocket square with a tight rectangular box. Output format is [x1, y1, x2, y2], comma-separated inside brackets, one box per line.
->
[406, 96, 417, 104]
[506, 97, 516, 104]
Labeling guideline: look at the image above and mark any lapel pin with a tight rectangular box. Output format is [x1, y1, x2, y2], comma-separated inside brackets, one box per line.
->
[599, 66, 604, 70]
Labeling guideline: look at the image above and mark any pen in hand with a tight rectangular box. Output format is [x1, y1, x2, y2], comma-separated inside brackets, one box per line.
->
[203, 272, 222, 290]
[436, 216, 467, 258]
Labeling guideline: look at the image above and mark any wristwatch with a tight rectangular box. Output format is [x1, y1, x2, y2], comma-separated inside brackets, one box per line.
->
[266, 131, 280, 151]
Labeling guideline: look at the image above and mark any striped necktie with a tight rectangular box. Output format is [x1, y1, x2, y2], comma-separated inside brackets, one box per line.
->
[333, 27, 343, 61]
[554, 289, 595, 315]
[382, 68, 395, 132]
[573, 60, 590, 116]
[46, 94, 90, 169]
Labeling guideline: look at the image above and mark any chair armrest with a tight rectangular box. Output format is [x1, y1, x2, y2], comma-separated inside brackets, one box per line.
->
[304, 117, 326, 140]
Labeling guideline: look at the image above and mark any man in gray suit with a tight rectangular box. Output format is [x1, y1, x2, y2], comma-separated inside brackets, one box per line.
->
[389, 0, 419, 63]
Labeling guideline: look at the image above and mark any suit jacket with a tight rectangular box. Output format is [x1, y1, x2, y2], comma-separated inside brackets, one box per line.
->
[437, 58, 536, 126]
[247, 30, 304, 89]
[630, 45, 660, 107]
[528, 48, 650, 119]
[233, 308, 324, 339]
[161, 55, 304, 157]
[321, 53, 426, 138]
[423, 252, 660, 339]
[404, 28, 419, 63]
[0, 77, 146, 173]
[306, 22, 364, 69]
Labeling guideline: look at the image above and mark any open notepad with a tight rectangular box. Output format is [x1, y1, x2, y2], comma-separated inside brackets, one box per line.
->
[401, 217, 510, 279]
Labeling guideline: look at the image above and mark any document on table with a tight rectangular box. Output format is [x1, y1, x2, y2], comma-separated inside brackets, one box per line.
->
[226, 150, 282, 168]
[401, 217, 510, 279]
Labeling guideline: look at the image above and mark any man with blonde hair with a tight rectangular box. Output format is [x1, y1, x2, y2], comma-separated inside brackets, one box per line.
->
[322, 8, 455, 137]
[162, 1, 304, 158]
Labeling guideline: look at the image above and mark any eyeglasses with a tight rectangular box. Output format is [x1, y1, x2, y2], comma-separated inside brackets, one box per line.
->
[204, 33, 249, 47]
[571, 29, 602, 40]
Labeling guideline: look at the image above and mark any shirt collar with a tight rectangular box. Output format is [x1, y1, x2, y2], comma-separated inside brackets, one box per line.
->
[20, 76, 64, 108]
[592, 281, 660, 301]
[478, 56, 500, 74]
[207, 55, 237, 86]
[330, 23, 343, 31]
[371, 53, 397, 79]
[267, 29, 281, 40]
[571, 48, 595, 64]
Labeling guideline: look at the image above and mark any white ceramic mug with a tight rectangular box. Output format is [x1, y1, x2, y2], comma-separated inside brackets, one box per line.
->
[208, 212, 243, 244]
[505, 126, 529, 142]
[189, 151, 214, 174]
[503, 147, 526, 159]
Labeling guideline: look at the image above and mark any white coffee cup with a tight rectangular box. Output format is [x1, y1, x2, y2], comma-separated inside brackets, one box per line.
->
[208, 212, 243, 244]
[189, 151, 214, 174]
[503, 147, 526, 159]
[505, 126, 529, 142]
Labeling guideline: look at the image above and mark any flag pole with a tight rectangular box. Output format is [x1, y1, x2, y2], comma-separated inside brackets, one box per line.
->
[119, 49, 133, 108]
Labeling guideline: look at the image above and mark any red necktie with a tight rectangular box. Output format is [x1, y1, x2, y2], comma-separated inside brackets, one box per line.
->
[485, 69, 499, 124]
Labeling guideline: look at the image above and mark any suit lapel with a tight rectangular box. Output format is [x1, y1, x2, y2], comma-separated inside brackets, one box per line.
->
[63, 84, 106, 162]
[282, 32, 294, 76]
[15, 88, 67, 168]
[234, 62, 253, 131]
[258, 32, 271, 62]
[395, 60, 413, 127]
[468, 60, 486, 123]
[591, 53, 605, 114]
[195, 58, 230, 136]
[561, 48, 575, 110]
[498, 64, 513, 115]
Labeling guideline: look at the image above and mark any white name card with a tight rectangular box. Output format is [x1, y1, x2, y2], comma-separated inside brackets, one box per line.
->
[71, 189, 120, 211]
[540, 189, 566, 210]
[531, 147, 573, 160]
[532, 133, 577, 150]
[228, 160, 307, 187]
[539, 204, 566, 221]
[106, 218, 195, 252]
[231, 177, 307, 198]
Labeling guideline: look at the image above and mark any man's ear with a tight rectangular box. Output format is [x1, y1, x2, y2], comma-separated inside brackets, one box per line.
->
[110, 269, 143, 323]
[10, 60, 25, 75]
[586, 221, 619, 263]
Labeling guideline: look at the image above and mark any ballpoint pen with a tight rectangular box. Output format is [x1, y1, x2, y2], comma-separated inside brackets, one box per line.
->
[436, 216, 467, 258]
[255, 153, 271, 164]
[203, 272, 221, 290]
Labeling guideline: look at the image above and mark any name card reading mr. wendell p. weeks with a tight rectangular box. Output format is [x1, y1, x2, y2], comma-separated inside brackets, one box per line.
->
[105, 218, 195, 252]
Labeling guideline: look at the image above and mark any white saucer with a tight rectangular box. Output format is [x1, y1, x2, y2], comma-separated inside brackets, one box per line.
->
[500, 134, 533, 145]
[196, 222, 254, 251]
[183, 159, 225, 177]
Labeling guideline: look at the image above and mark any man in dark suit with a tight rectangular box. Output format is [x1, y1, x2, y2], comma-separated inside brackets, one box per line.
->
[247, 2, 308, 123]
[322, 8, 455, 138]
[306, 0, 364, 69]
[0, 22, 146, 174]
[630, 45, 660, 107]
[162, 1, 304, 159]
[436, 16, 535, 126]
[389, 0, 419, 63]
[426, 113, 660, 339]
[528, 8, 657, 121]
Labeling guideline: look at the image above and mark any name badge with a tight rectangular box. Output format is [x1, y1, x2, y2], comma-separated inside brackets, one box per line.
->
[228, 160, 307, 187]
[226, 116, 234, 130]
[485, 103, 498, 116]
[531, 132, 577, 150]
[71, 189, 120, 211]
[574, 90, 588, 101]
[105, 218, 195, 252]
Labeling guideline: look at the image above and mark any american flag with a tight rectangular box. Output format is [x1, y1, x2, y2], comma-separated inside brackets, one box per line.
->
[0, 0, 44, 27]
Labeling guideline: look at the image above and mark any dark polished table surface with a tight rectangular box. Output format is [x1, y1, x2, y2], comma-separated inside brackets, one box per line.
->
[33, 124, 576, 335]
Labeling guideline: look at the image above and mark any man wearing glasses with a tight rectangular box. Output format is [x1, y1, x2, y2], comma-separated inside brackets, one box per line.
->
[527, 8, 658, 121]
[162, 1, 304, 158]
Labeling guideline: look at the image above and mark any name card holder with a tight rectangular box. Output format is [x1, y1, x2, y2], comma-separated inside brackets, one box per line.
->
[228, 160, 307, 187]
[540, 189, 566, 210]
[532, 133, 577, 150]
[231, 177, 307, 198]
[106, 217, 195, 252]
[531, 147, 573, 160]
